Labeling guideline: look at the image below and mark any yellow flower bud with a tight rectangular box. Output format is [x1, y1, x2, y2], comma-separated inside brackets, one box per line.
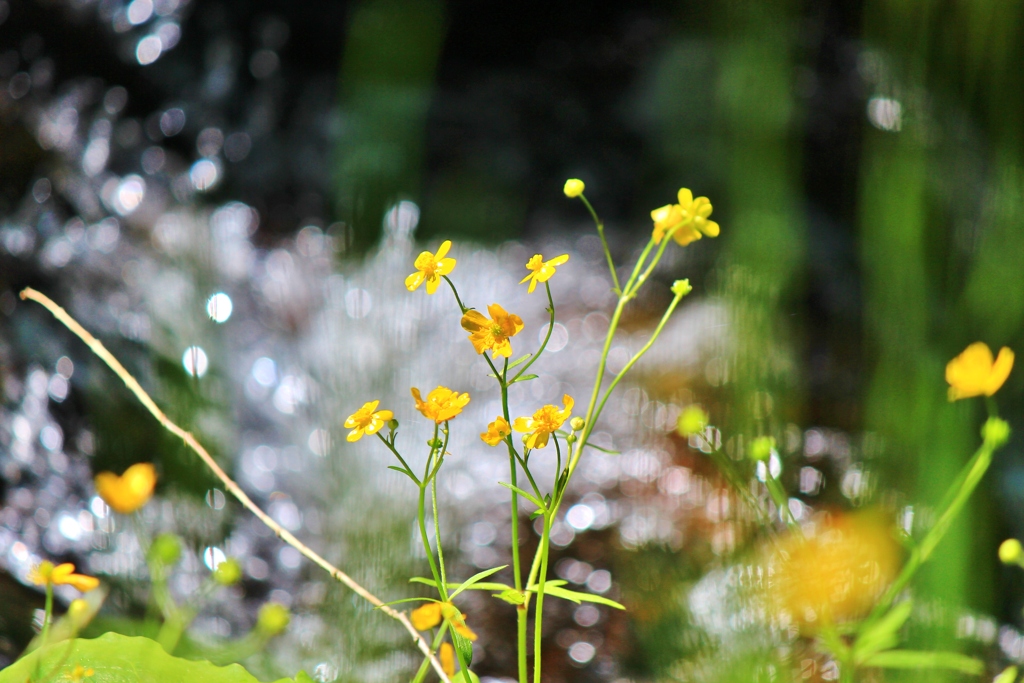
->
[569, 417, 585, 432]
[983, 417, 1011, 448]
[1000, 539, 1023, 565]
[213, 558, 243, 586]
[671, 279, 692, 297]
[677, 405, 708, 436]
[256, 602, 290, 636]
[749, 436, 776, 462]
[149, 533, 182, 566]
[563, 179, 585, 198]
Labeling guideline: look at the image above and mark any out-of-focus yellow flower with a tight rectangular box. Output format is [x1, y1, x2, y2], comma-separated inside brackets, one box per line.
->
[29, 561, 100, 593]
[460, 304, 524, 358]
[344, 400, 394, 442]
[440, 642, 456, 676]
[651, 188, 720, 246]
[480, 417, 511, 446]
[94, 463, 156, 514]
[765, 512, 899, 630]
[1000, 539, 1024, 565]
[406, 240, 456, 295]
[67, 664, 95, 682]
[411, 602, 443, 630]
[520, 253, 569, 294]
[946, 342, 1014, 401]
[513, 395, 574, 450]
[412, 386, 470, 424]
[749, 436, 775, 462]
[563, 179, 585, 198]
[256, 602, 290, 636]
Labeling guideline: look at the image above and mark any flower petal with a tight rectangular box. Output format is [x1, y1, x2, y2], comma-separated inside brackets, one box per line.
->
[987, 347, 1015, 395]
[677, 188, 694, 206]
[434, 240, 451, 260]
[460, 310, 489, 332]
[426, 275, 441, 294]
[436, 257, 456, 276]
[347, 428, 363, 442]
[405, 272, 425, 291]
[547, 254, 569, 267]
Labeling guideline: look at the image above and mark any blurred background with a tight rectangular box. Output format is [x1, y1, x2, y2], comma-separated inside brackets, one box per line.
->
[1, 0, 1024, 682]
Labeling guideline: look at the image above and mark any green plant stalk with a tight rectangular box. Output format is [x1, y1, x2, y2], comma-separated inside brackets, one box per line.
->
[866, 439, 996, 623]
[501, 370, 529, 683]
[533, 514, 553, 683]
[578, 194, 621, 295]
[410, 627, 449, 683]
[418, 456, 447, 601]
[764, 473, 802, 534]
[41, 584, 53, 645]
[512, 283, 556, 382]
[433, 475, 447, 591]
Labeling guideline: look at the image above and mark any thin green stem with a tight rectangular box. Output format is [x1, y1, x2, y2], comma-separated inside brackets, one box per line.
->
[376, 433, 420, 485]
[442, 275, 468, 314]
[625, 224, 682, 299]
[41, 584, 53, 644]
[553, 435, 562, 487]
[578, 194, 621, 295]
[512, 282, 556, 382]
[418, 483, 445, 601]
[432, 475, 447, 590]
[499, 359, 528, 683]
[533, 515, 552, 683]
[765, 474, 802, 534]
[411, 628, 449, 683]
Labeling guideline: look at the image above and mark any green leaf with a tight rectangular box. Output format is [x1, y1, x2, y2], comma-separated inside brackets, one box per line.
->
[387, 465, 418, 483]
[854, 600, 913, 662]
[583, 442, 620, 455]
[295, 672, 316, 683]
[408, 577, 511, 592]
[510, 374, 539, 384]
[448, 623, 474, 677]
[452, 671, 481, 683]
[527, 584, 625, 609]
[449, 565, 508, 599]
[378, 597, 438, 608]
[493, 589, 527, 605]
[0, 633, 299, 683]
[994, 666, 1018, 683]
[861, 650, 983, 675]
[498, 481, 545, 510]
[508, 354, 533, 369]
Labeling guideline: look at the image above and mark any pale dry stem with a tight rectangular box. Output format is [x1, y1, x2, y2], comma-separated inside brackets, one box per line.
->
[20, 287, 451, 683]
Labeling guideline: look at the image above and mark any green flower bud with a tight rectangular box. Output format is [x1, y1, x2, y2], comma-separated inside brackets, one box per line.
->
[256, 602, 291, 636]
[566, 433, 577, 445]
[749, 436, 776, 462]
[213, 558, 243, 586]
[387, 419, 399, 431]
[982, 417, 1011, 448]
[671, 279, 693, 298]
[570, 417, 585, 432]
[677, 405, 708, 436]
[999, 538, 1023, 565]
[149, 533, 182, 566]
[427, 437, 444, 449]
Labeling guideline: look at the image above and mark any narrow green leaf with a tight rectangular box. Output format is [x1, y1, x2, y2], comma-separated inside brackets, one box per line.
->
[498, 481, 545, 510]
[862, 650, 983, 675]
[510, 374, 539, 384]
[377, 597, 438, 608]
[854, 600, 913, 662]
[448, 623, 474, 676]
[583, 441, 620, 455]
[408, 577, 511, 592]
[387, 466, 419, 483]
[494, 589, 527, 605]
[449, 565, 508, 599]
[409, 576, 436, 587]
[528, 584, 625, 609]
[508, 353, 533, 369]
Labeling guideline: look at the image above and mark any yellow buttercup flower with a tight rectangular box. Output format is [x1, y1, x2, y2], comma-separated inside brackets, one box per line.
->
[460, 304, 524, 358]
[406, 240, 456, 295]
[344, 400, 394, 442]
[563, 179, 585, 198]
[29, 561, 100, 593]
[513, 395, 574, 450]
[412, 386, 471, 423]
[480, 416, 511, 446]
[94, 463, 157, 514]
[764, 512, 898, 630]
[946, 342, 1014, 401]
[440, 642, 456, 677]
[411, 601, 443, 630]
[67, 664, 95, 683]
[520, 253, 569, 294]
[651, 188, 720, 246]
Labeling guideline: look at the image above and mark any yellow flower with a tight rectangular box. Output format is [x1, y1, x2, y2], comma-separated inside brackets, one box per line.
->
[651, 188, 720, 246]
[946, 342, 1014, 401]
[406, 240, 456, 294]
[480, 417, 511, 446]
[94, 463, 156, 514]
[440, 642, 456, 677]
[344, 400, 394, 442]
[412, 386, 471, 424]
[513, 395, 574, 450]
[520, 253, 569, 294]
[764, 512, 899, 630]
[460, 304, 524, 358]
[411, 602, 443, 630]
[563, 178, 585, 197]
[29, 561, 100, 593]
[67, 664, 95, 683]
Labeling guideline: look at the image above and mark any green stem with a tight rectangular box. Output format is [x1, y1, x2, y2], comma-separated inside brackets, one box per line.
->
[418, 483, 446, 601]
[498, 363, 528, 683]
[376, 433, 420, 485]
[533, 514, 552, 683]
[432, 475, 447, 590]
[411, 627, 449, 683]
[41, 583, 53, 645]
[512, 283, 556, 382]
[442, 275, 468, 314]
[765, 474, 802, 534]
[578, 194, 621, 295]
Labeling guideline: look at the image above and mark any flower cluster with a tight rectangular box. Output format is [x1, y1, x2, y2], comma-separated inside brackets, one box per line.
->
[651, 188, 720, 246]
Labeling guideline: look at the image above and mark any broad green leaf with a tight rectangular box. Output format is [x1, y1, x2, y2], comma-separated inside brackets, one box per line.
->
[449, 565, 508, 599]
[498, 481, 545, 510]
[854, 600, 913, 662]
[448, 623, 474, 676]
[994, 666, 1018, 683]
[528, 584, 625, 609]
[0, 633, 297, 683]
[510, 374, 539, 384]
[862, 650, 983, 675]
